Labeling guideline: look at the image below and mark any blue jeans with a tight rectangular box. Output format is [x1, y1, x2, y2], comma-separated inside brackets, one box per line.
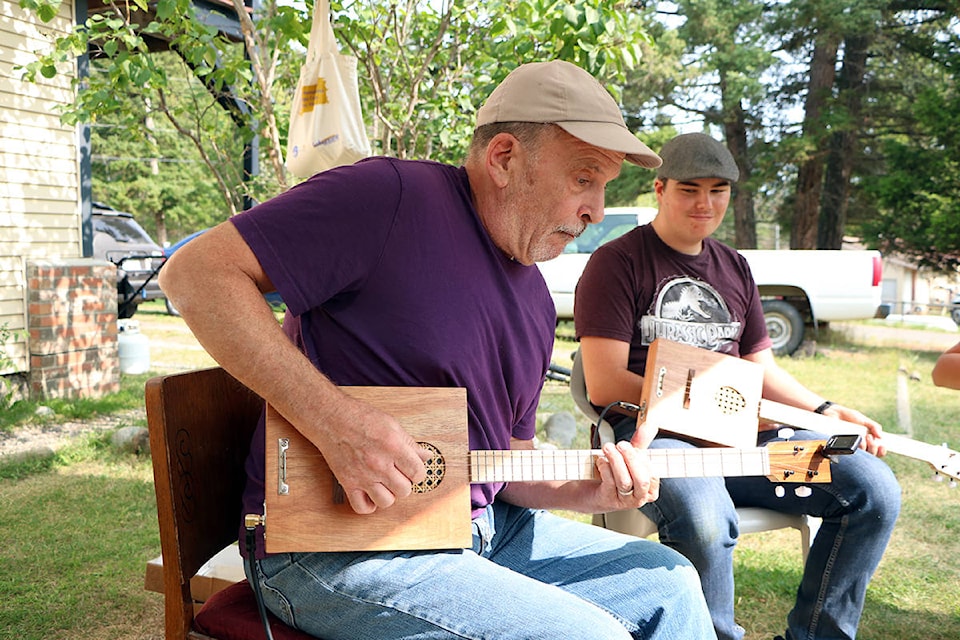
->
[248, 500, 717, 639]
[613, 422, 901, 640]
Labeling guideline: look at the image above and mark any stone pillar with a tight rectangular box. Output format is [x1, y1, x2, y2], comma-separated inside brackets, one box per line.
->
[26, 259, 120, 399]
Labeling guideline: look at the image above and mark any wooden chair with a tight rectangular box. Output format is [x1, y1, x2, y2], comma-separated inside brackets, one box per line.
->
[568, 349, 819, 561]
[146, 366, 315, 640]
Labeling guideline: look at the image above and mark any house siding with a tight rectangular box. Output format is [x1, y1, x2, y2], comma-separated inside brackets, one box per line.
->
[2, 0, 82, 376]
[2, 0, 119, 400]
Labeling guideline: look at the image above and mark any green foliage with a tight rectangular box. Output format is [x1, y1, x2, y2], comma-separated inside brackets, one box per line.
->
[0, 323, 25, 410]
[18, 0, 960, 260]
[19, 0, 299, 219]
[20, 0, 655, 237]
[89, 51, 240, 241]
[18, 0, 62, 23]
[860, 72, 960, 271]
[0, 323, 15, 374]
[333, 0, 653, 163]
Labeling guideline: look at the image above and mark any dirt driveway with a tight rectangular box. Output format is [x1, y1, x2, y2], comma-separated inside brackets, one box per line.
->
[831, 321, 958, 354]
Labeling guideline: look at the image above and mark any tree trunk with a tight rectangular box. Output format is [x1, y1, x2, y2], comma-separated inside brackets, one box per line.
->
[144, 103, 167, 246]
[724, 103, 756, 249]
[791, 32, 841, 249]
[819, 34, 869, 249]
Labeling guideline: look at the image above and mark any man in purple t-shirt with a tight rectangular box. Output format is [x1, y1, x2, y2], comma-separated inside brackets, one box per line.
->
[160, 61, 717, 640]
[576, 133, 901, 640]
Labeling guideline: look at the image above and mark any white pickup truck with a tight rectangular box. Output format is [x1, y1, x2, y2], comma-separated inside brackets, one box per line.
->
[537, 207, 883, 356]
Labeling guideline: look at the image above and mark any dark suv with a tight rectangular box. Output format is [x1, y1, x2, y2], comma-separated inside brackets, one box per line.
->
[92, 203, 165, 318]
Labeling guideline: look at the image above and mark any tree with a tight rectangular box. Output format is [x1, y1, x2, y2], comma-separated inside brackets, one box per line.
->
[677, 0, 773, 249]
[860, 39, 960, 270]
[774, 0, 958, 250]
[87, 51, 243, 243]
[335, 1, 653, 164]
[22, 0, 655, 232]
[619, 0, 780, 248]
[20, 0, 305, 217]
[817, 31, 870, 250]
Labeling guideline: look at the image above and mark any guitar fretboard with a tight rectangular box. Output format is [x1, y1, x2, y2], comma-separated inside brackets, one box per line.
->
[470, 447, 771, 483]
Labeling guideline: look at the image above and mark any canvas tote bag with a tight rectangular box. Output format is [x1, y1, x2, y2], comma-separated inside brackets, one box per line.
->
[286, 0, 371, 178]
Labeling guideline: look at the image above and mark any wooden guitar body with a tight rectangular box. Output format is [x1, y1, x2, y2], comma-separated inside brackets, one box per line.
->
[639, 338, 764, 449]
[265, 387, 472, 553]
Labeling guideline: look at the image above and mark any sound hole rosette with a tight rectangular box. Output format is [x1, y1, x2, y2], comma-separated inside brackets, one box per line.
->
[715, 386, 747, 415]
[412, 442, 445, 493]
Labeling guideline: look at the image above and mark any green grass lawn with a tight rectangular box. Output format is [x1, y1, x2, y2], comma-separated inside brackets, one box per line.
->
[0, 437, 163, 639]
[1, 316, 959, 639]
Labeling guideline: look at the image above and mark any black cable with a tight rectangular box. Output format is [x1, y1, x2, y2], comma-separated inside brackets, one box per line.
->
[244, 517, 276, 640]
[592, 400, 641, 448]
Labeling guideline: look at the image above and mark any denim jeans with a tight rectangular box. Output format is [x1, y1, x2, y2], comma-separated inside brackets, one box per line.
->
[248, 500, 717, 639]
[612, 421, 901, 640]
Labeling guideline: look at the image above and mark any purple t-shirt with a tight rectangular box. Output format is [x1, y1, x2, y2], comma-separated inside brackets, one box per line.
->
[233, 157, 555, 556]
[575, 223, 771, 376]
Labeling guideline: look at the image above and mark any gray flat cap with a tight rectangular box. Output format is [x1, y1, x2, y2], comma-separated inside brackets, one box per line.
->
[657, 133, 739, 182]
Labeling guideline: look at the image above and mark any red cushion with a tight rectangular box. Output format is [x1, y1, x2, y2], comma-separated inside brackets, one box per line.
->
[194, 580, 316, 640]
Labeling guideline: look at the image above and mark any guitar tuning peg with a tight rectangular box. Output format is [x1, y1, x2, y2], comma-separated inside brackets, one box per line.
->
[934, 473, 944, 483]
[774, 485, 785, 498]
[949, 480, 957, 489]
[794, 486, 813, 498]
[777, 427, 795, 440]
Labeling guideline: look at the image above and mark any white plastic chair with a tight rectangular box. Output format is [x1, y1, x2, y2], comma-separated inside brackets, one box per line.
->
[569, 349, 819, 562]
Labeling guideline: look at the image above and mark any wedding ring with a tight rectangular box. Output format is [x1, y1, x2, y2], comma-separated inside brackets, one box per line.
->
[617, 487, 635, 496]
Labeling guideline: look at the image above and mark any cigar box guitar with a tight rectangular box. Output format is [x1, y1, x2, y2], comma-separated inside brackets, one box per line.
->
[262, 386, 839, 553]
[637, 338, 960, 483]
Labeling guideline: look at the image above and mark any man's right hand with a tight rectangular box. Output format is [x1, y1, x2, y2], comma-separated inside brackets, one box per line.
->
[309, 395, 430, 515]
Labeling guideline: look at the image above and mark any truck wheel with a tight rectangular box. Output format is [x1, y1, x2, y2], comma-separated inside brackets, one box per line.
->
[762, 300, 804, 356]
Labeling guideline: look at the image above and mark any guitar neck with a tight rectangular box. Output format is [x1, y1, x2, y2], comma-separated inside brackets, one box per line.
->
[760, 399, 960, 481]
[470, 447, 771, 483]
[759, 399, 867, 438]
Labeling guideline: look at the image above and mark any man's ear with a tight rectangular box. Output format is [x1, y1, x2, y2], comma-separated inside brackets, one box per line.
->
[485, 132, 519, 188]
[653, 178, 666, 198]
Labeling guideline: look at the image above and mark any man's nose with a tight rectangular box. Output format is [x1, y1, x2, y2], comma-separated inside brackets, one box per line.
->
[580, 199, 606, 225]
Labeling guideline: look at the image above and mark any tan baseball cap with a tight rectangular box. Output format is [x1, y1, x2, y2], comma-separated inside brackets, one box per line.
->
[475, 60, 661, 168]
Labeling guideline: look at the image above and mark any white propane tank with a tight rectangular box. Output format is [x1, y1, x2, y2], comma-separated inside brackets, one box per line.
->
[118, 319, 150, 374]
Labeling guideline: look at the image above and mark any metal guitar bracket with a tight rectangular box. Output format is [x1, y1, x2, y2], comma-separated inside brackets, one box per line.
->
[656, 366, 666, 397]
[277, 437, 289, 495]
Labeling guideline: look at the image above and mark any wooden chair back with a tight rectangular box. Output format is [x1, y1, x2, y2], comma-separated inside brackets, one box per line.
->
[146, 367, 264, 640]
